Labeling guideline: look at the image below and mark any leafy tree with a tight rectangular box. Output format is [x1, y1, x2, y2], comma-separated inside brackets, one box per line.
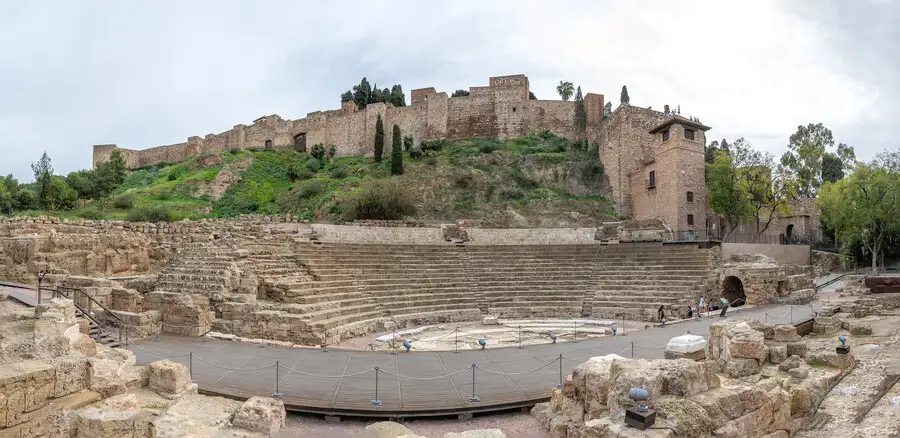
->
[391, 125, 403, 175]
[374, 114, 385, 162]
[351, 77, 372, 110]
[743, 158, 797, 237]
[529, 92, 537, 100]
[42, 176, 77, 210]
[390, 85, 406, 107]
[620, 85, 630, 105]
[821, 152, 844, 183]
[66, 170, 95, 199]
[340, 90, 353, 103]
[707, 141, 752, 239]
[31, 152, 56, 208]
[94, 150, 127, 197]
[705, 140, 720, 165]
[556, 81, 574, 101]
[310, 143, 326, 161]
[780, 123, 856, 197]
[451, 89, 470, 97]
[14, 187, 35, 211]
[403, 135, 413, 153]
[819, 161, 900, 273]
[573, 86, 586, 132]
[603, 102, 612, 119]
[0, 181, 11, 215]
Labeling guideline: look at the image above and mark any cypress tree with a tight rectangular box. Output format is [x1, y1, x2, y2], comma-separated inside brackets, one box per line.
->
[391, 125, 403, 175]
[573, 86, 586, 132]
[620, 85, 630, 105]
[374, 114, 384, 162]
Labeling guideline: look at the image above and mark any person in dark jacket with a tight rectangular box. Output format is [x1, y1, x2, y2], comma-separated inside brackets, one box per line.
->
[658, 305, 666, 327]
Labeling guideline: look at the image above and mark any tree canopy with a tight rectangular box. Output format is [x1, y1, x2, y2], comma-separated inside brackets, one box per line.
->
[819, 158, 900, 273]
[573, 86, 586, 132]
[780, 123, 855, 197]
[344, 78, 406, 109]
[620, 85, 630, 105]
[706, 138, 796, 239]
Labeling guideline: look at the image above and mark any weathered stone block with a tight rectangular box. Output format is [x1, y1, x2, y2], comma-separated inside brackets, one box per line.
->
[778, 355, 802, 371]
[724, 358, 760, 378]
[149, 360, 191, 397]
[49, 355, 89, 397]
[482, 316, 498, 325]
[768, 345, 787, 364]
[363, 420, 410, 438]
[849, 322, 873, 336]
[0, 360, 56, 427]
[786, 342, 807, 358]
[773, 325, 800, 342]
[232, 396, 286, 434]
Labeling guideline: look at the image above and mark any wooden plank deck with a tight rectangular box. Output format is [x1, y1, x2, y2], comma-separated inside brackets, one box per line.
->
[128, 303, 815, 417]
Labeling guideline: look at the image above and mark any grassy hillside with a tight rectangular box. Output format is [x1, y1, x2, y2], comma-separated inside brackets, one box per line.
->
[61, 132, 615, 227]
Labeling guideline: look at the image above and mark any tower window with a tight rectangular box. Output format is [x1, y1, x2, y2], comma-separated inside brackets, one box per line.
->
[265, 140, 273, 149]
[662, 129, 670, 142]
[512, 107, 516, 113]
[687, 214, 694, 226]
[648, 171, 656, 188]
[684, 129, 695, 140]
[686, 191, 694, 202]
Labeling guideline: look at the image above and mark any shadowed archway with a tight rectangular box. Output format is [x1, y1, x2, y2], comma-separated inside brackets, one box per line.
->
[723, 276, 746, 307]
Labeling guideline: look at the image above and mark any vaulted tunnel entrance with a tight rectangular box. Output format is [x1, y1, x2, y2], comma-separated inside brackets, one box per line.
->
[723, 276, 746, 307]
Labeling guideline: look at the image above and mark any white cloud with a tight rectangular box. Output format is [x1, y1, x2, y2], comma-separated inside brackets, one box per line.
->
[0, 0, 894, 181]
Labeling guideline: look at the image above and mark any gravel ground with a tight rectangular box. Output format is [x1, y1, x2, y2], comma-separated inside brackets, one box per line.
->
[276, 411, 549, 438]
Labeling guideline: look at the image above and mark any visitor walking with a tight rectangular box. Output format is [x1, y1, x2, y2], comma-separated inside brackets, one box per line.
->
[658, 305, 666, 327]
[719, 297, 729, 317]
[698, 296, 705, 319]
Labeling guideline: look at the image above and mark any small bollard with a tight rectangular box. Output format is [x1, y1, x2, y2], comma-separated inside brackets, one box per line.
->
[573, 321, 578, 343]
[467, 364, 480, 402]
[321, 329, 329, 353]
[153, 322, 161, 342]
[790, 306, 793, 324]
[454, 327, 459, 354]
[272, 360, 282, 398]
[517, 325, 523, 349]
[631, 342, 634, 359]
[371, 367, 382, 406]
[189, 352, 195, 383]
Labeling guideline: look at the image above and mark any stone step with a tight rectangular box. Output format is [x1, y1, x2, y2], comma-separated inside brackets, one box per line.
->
[385, 304, 481, 317]
[302, 303, 382, 321]
[158, 273, 229, 283]
[310, 310, 386, 330]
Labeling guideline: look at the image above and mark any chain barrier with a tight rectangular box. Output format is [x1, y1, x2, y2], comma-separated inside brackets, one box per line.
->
[279, 365, 376, 379]
[375, 367, 471, 381]
[191, 356, 278, 372]
[474, 357, 561, 376]
[129, 343, 192, 358]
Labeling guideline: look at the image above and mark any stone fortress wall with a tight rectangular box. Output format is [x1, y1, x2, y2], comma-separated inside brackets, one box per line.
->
[92, 74, 596, 169]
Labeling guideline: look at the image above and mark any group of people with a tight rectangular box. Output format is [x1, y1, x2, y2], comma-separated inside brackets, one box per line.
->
[657, 296, 731, 327]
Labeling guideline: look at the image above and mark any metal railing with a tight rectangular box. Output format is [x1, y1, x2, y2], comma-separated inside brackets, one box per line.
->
[55, 285, 126, 344]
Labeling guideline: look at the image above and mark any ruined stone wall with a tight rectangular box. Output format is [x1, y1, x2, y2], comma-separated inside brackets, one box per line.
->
[95, 74, 584, 169]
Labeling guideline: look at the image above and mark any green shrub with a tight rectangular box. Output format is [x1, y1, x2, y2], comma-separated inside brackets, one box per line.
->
[409, 146, 422, 160]
[112, 195, 134, 209]
[310, 144, 326, 161]
[509, 165, 538, 189]
[328, 166, 348, 179]
[127, 206, 173, 222]
[403, 136, 413, 152]
[149, 187, 173, 200]
[296, 180, 327, 199]
[76, 208, 106, 220]
[425, 156, 437, 166]
[327, 145, 337, 159]
[286, 163, 306, 181]
[501, 187, 526, 200]
[421, 140, 446, 152]
[229, 148, 241, 155]
[167, 172, 178, 181]
[305, 158, 322, 173]
[340, 179, 416, 221]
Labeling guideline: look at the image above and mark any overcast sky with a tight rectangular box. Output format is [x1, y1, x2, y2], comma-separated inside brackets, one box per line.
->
[0, 0, 896, 182]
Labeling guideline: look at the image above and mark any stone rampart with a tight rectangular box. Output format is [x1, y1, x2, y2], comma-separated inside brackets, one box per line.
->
[93, 74, 588, 169]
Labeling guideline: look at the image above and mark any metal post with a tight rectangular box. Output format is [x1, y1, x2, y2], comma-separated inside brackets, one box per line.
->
[765, 313, 768, 324]
[189, 352, 194, 383]
[371, 367, 382, 406]
[37, 278, 42, 305]
[517, 325, 522, 349]
[790, 306, 793, 324]
[622, 315, 626, 336]
[154, 322, 160, 342]
[556, 353, 563, 389]
[573, 321, 578, 343]
[272, 361, 283, 398]
[467, 364, 479, 402]
[454, 327, 459, 353]
[631, 342, 634, 359]
[322, 328, 328, 352]
[391, 329, 397, 355]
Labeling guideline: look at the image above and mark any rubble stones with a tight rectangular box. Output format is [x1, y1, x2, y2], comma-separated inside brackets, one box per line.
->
[482, 316, 498, 325]
[778, 355, 803, 371]
[148, 360, 192, 398]
[768, 345, 788, 364]
[786, 342, 807, 358]
[849, 322, 873, 336]
[773, 325, 800, 342]
[231, 396, 286, 435]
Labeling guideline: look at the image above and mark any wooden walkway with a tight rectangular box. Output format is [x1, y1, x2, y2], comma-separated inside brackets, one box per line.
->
[128, 303, 816, 417]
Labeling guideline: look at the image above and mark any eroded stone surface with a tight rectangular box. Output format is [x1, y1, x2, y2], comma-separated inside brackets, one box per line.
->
[231, 396, 286, 435]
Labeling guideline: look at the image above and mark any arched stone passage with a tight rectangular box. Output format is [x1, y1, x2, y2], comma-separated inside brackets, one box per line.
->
[786, 224, 795, 241]
[723, 276, 746, 307]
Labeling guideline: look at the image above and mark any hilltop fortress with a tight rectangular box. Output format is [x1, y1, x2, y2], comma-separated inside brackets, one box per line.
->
[93, 74, 712, 230]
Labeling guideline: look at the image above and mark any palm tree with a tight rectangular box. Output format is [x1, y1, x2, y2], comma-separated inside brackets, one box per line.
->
[556, 81, 575, 101]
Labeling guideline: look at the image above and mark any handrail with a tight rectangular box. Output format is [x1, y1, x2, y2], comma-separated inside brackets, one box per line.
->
[55, 285, 125, 329]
